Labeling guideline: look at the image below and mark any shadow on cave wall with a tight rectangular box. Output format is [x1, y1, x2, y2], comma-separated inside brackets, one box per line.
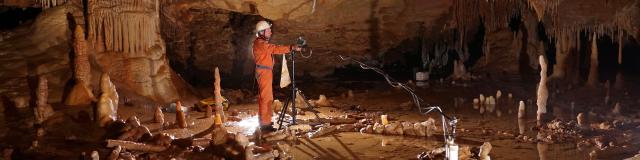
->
[162, 8, 265, 91]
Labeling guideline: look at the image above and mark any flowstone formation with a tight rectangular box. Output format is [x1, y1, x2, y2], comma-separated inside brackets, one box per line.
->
[87, 0, 186, 103]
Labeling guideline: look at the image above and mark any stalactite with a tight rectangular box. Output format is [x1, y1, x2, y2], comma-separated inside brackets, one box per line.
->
[89, 0, 159, 54]
[618, 31, 623, 65]
[38, 0, 67, 9]
[587, 34, 599, 87]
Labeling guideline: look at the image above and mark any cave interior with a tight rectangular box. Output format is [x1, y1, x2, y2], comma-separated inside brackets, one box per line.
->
[1, 0, 640, 159]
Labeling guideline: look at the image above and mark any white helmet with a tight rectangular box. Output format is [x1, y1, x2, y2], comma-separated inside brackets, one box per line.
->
[255, 20, 271, 32]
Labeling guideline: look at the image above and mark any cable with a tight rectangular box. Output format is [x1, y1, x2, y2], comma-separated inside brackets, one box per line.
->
[338, 55, 458, 146]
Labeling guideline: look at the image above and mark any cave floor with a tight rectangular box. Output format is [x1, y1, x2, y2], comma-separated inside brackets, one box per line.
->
[2, 73, 640, 159]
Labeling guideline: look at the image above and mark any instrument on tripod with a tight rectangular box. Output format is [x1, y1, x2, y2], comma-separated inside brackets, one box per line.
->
[276, 36, 318, 130]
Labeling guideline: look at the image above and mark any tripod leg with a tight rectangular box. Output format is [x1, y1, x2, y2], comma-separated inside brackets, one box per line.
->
[277, 98, 291, 130]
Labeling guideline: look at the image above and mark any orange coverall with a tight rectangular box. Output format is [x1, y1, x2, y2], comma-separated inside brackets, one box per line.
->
[253, 38, 292, 126]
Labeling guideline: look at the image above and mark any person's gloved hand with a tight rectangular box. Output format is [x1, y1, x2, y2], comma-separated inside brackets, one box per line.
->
[291, 44, 303, 52]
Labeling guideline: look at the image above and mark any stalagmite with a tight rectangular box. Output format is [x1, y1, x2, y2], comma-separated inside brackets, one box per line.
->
[108, 145, 121, 160]
[175, 101, 187, 128]
[473, 98, 480, 109]
[486, 96, 496, 113]
[612, 102, 621, 115]
[518, 118, 525, 135]
[518, 101, 526, 118]
[577, 113, 586, 128]
[605, 80, 611, 105]
[214, 67, 225, 121]
[314, 95, 332, 107]
[536, 56, 549, 121]
[496, 90, 502, 100]
[614, 72, 624, 89]
[97, 73, 118, 127]
[479, 142, 492, 160]
[91, 150, 99, 160]
[451, 60, 470, 80]
[587, 34, 599, 87]
[66, 26, 96, 106]
[479, 94, 486, 105]
[34, 76, 55, 125]
[154, 106, 164, 124]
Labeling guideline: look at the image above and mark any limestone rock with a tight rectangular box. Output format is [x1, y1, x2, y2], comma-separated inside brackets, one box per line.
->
[65, 81, 96, 106]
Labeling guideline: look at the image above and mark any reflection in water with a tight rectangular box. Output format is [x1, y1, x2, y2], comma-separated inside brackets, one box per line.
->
[518, 118, 525, 135]
[537, 142, 549, 160]
[380, 136, 387, 147]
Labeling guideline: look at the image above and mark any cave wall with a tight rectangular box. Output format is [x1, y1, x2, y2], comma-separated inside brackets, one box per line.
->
[161, 0, 454, 83]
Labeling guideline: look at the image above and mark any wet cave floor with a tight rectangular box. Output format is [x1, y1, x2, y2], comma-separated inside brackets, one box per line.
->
[1, 72, 640, 160]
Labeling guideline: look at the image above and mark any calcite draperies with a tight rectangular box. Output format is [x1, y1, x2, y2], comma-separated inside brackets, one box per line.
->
[38, 0, 67, 9]
[88, 0, 160, 54]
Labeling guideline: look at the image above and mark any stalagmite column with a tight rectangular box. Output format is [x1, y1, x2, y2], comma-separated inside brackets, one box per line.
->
[587, 34, 599, 87]
[35, 76, 55, 125]
[214, 67, 225, 123]
[65, 26, 96, 106]
[536, 56, 548, 121]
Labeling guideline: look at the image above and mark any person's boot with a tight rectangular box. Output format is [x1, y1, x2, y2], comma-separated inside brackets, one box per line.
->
[260, 122, 277, 133]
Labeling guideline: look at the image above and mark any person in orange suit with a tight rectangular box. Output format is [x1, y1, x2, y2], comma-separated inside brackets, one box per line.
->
[253, 20, 301, 132]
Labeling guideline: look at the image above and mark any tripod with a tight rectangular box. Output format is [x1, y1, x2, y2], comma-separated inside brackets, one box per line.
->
[276, 37, 319, 130]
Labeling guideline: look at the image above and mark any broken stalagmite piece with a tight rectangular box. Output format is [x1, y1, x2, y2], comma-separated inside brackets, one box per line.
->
[479, 142, 492, 160]
[308, 124, 337, 138]
[175, 101, 188, 128]
[537, 55, 549, 121]
[108, 145, 122, 160]
[106, 140, 167, 152]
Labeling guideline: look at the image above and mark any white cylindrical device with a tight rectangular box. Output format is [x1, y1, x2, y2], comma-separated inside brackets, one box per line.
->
[445, 140, 459, 160]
